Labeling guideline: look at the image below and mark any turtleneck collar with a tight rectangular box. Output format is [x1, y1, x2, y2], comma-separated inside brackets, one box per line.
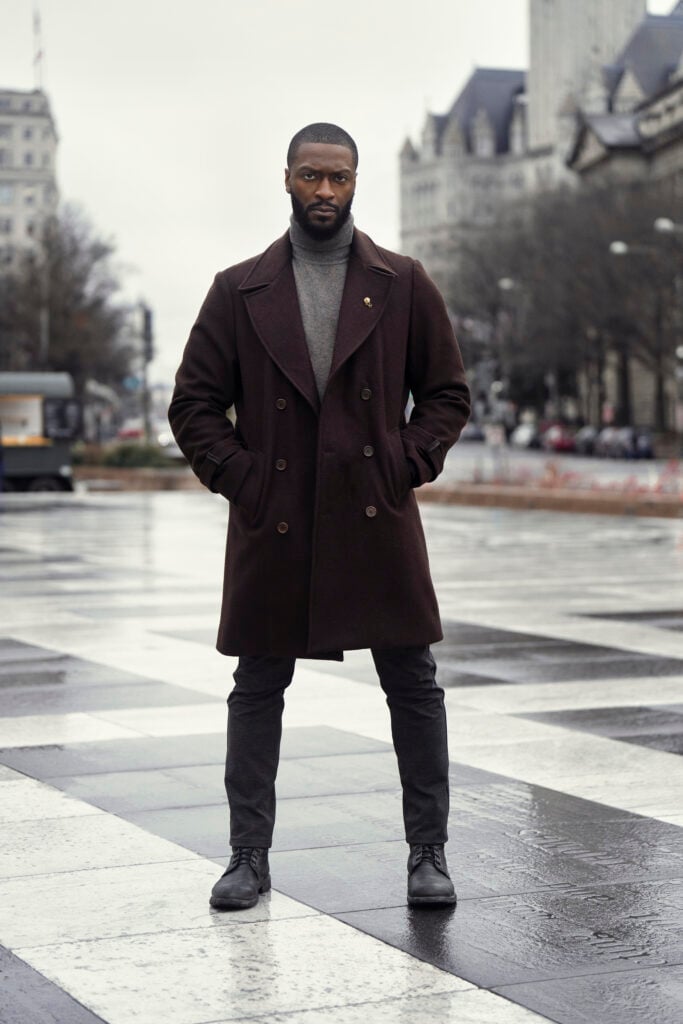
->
[289, 213, 354, 263]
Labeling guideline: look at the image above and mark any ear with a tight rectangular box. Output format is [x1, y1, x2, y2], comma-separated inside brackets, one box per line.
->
[284, 167, 291, 193]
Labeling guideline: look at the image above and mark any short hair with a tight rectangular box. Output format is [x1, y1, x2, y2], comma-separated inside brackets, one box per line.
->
[287, 123, 358, 169]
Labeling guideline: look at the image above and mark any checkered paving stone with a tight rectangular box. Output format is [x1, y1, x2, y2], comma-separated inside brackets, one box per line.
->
[1, 493, 682, 1024]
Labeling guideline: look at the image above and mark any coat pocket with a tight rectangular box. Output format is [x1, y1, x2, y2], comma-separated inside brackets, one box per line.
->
[385, 430, 412, 505]
[233, 449, 267, 524]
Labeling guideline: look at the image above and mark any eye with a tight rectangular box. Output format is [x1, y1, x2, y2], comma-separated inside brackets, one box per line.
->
[301, 172, 317, 181]
[335, 174, 349, 183]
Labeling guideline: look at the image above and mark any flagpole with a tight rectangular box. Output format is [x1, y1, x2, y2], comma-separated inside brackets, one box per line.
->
[33, 5, 43, 91]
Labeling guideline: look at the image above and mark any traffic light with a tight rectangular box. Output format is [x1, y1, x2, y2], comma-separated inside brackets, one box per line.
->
[141, 304, 154, 363]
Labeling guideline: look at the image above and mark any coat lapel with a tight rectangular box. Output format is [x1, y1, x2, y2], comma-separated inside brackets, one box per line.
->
[329, 229, 397, 382]
[239, 234, 320, 414]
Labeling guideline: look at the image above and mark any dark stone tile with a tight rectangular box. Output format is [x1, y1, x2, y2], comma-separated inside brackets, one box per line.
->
[495, 964, 683, 1024]
[0, 727, 390, 781]
[518, 707, 683, 754]
[0, 657, 169, 687]
[49, 751, 400, 814]
[126, 803, 228, 857]
[439, 622, 560, 647]
[0, 733, 228, 779]
[50, 764, 226, 813]
[518, 706, 683, 738]
[336, 877, 683, 987]
[0, 680, 217, 716]
[0, 946, 106, 1024]
[129, 789, 405, 857]
[0, 640, 61, 665]
[279, 726, 392, 759]
[451, 654, 683, 684]
[269, 841, 407, 913]
[263, 786, 680, 914]
[618, 733, 683, 755]
[585, 609, 683, 633]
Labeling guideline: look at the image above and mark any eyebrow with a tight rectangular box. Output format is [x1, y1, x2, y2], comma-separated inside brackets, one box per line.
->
[297, 164, 354, 174]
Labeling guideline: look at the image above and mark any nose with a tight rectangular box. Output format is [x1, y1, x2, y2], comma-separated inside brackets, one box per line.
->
[315, 177, 335, 202]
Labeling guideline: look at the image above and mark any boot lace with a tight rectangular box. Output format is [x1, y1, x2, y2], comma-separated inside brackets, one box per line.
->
[413, 844, 443, 868]
[232, 846, 264, 870]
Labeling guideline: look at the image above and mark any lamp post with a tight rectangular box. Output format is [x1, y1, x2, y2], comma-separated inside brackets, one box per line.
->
[654, 220, 683, 452]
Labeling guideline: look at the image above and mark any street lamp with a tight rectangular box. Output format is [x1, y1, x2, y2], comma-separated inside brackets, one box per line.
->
[654, 217, 683, 235]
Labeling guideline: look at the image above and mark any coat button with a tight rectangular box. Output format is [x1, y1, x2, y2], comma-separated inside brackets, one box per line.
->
[362, 445, 374, 458]
[275, 398, 287, 410]
[360, 387, 372, 401]
[277, 521, 289, 534]
[365, 505, 377, 518]
[275, 458, 287, 471]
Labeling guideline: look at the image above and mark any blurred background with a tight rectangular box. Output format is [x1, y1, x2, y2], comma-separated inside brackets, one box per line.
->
[0, 0, 681, 491]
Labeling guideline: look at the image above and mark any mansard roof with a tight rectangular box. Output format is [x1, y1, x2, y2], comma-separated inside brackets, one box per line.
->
[444, 67, 525, 154]
[605, 13, 683, 104]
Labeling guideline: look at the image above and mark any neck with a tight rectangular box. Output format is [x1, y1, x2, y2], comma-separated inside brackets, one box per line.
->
[289, 214, 354, 254]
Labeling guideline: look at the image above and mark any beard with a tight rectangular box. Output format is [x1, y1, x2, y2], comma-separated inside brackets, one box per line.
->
[290, 192, 354, 240]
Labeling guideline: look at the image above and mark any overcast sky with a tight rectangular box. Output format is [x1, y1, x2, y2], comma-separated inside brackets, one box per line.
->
[1, 0, 675, 380]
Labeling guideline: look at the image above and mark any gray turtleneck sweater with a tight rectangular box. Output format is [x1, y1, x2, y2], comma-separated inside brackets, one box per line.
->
[289, 214, 353, 399]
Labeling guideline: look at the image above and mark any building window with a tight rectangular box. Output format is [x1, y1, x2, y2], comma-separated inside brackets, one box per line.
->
[24, 151, 33, 166]
[0, 99, 10, 111]
[26, 220, 34, 237]
[23, 127, 33, 140]
[0, 149, 10, 166]
[0, 185, 13, 205]
[0, 218, 13, 234]
[24, 190, 35, 205]
[0, 124, 11, 139]
[42, 153, 50, 168]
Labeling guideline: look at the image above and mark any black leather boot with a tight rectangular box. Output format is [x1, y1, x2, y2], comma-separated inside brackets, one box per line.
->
[407, 844, 457, 906]
[210, 847, 271, 910]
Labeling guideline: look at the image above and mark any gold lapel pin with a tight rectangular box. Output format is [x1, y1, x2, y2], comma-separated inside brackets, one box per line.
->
[363, 296, 373, 308]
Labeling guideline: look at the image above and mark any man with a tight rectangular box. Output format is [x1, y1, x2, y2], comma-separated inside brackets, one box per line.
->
[169, 123, 470, 911]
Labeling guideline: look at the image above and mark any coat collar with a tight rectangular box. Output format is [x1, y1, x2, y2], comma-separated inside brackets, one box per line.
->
[238, 229, 396, 413]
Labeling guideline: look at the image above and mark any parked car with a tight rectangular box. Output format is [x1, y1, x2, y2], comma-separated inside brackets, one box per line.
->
[510, 423, 541, 449]
[460, 421, 486, 442]
[541, 424, 576, 453]
[574, 425, 598, 456]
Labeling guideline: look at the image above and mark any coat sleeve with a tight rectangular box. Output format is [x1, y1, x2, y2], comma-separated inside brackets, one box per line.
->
[168, 273, 256, 506]
[401, 260, 471, 487]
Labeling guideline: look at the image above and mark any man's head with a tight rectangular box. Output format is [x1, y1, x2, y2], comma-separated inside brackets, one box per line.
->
[285, 123, 358, 240]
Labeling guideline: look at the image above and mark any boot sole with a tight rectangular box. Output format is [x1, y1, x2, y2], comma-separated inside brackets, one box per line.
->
[210, 877, 271, 910]
[408, 893, 457, 907]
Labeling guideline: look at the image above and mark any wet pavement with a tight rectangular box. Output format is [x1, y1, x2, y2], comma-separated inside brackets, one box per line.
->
[0, 492, 682, 1023]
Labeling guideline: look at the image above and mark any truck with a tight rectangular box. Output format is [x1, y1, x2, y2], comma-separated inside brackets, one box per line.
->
[0, 372, 80, 492]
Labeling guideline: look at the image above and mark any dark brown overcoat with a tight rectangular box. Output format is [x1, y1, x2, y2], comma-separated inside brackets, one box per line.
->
[169, 228, 470, 657]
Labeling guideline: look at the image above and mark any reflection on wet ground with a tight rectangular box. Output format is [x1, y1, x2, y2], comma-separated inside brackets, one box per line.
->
[0, 493, 682, 1023]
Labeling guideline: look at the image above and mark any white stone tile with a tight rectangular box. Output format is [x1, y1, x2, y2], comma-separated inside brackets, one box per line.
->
[17, 916, 471, 1024]
[0, 860, 316, 948]
[224, 988, 547, 1023]
[0, 813, 193, 880]
[0, 711, 144, 748]
[449, 677, 683, 714]
[0, 765, 25, 781]
[0, 778, 102, 823]
[89, 701, 227, 736]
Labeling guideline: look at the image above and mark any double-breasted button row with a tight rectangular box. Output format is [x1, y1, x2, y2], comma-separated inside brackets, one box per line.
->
[360, 387, 372, 401]
[365, 505, 377, 518]
[277, 521, 289, 534]
[275, 458, 287, 471]
[362, 445, 374, 458]
[275, 398, 287, 410]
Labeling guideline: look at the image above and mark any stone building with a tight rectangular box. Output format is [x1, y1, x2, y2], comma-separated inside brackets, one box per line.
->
[399, 0, 646, 289]
[0, 88, 59, 267]
[400, 0, 683, 434]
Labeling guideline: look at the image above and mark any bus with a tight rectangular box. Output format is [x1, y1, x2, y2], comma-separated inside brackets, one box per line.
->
[0, 372, 80, 492]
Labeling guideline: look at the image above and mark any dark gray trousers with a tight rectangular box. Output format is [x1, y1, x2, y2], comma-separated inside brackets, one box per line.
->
[224, 645, 450, 848]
